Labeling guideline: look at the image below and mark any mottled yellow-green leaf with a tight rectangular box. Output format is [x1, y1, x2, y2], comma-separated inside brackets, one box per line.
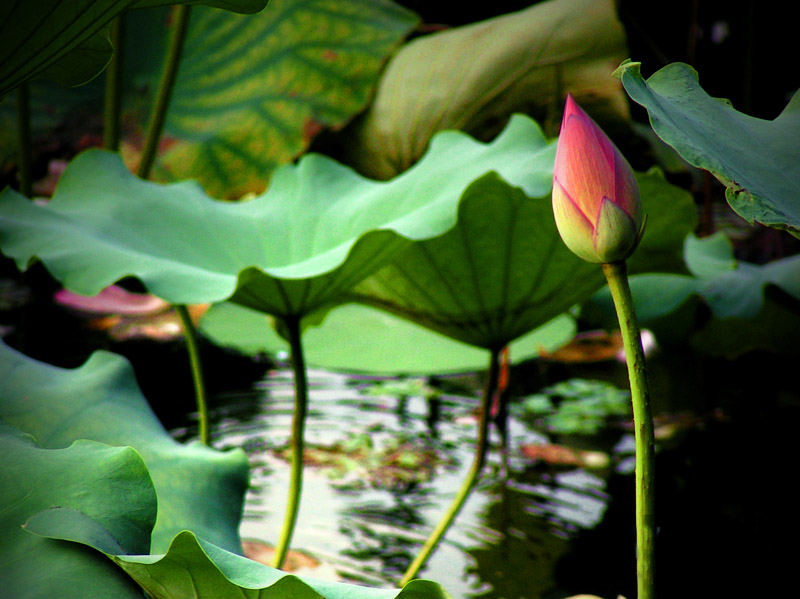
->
[149, 0, 419, 198]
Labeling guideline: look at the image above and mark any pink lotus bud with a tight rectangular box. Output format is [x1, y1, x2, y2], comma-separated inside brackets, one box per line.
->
[552, 95, 645, 264]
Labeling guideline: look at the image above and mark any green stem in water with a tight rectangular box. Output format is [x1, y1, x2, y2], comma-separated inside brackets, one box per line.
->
[16, 82, 32, 197]
[175, 305, 210, 446]
[104, 15, 125, 151]
[399, 346, 501, 586]
[602, 261, 655, 599]
[137, 5, 191, 179]
[272, 315, 309, 569]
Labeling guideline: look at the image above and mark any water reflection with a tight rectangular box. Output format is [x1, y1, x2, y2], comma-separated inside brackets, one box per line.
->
[178, 362, 637, 598]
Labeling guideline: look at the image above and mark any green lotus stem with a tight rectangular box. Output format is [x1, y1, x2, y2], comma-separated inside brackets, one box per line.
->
[104, 15, 125, 151]
[138, 7, 210, 447]
[272, 315, 309, 569]
[175, 304, 210, 446]
[602, 261, 655, 599]
[400, 346, 501, 586]
[137, 5, 191, 179]
[15, 82, 32, 197]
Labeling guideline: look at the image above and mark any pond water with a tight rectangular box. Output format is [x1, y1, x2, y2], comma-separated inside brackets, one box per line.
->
[166, 347, 766, 599]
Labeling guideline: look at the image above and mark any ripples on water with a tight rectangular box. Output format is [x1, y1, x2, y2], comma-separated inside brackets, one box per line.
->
[171, 365, 642, 599]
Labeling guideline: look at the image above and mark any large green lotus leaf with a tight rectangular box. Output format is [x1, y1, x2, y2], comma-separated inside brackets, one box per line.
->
[350, 172, 601, 348]
[0, 0, 267, 97]
[26, 518, 452, 599]
[200, 301, 576, 374]
[616, 60, 800, 237]
[149, 0, 419, 198]
[338, 0, 630, 179]
[0, 113, 555, 319]
[348, 168, 696, 349]
[0, 340, 249, 554]
[0, 421, 154, 599]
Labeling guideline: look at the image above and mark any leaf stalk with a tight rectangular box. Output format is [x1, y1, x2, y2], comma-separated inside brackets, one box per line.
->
[602, 260, 655, 599]
[272, 315, 309, 569]
[400, 346, 501, 586]
[175, 304, 210, 446]
[137, 5, 191, 179]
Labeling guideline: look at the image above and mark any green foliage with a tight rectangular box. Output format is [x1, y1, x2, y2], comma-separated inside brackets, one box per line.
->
[200, 301, 577, 373]
[616, 60, 800, 237]
[197, 165, 695, 372]
[0, 340, 249, 554]
[26, 522, 453, 599]
[0, 114, 555, 320]
[349, 172, 603, 348]
[349, 168, 696, 347]
[0, 340, 453, 599]
[339, 0, 631, 179]
[513, 379, 631, 435]
[0, 0, 268, 97]
[152, 0, 419, 197]
[583, 232, 800, 356]
[0, 421, 153, 599]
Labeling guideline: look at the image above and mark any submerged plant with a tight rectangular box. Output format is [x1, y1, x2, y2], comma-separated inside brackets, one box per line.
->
[552, 94, 655, 599]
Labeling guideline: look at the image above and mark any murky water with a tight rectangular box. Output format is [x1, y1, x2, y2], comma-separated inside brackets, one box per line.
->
[171, 363, 652, 599]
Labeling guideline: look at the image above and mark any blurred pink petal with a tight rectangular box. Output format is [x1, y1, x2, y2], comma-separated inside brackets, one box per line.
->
[54, 285, 169, 316]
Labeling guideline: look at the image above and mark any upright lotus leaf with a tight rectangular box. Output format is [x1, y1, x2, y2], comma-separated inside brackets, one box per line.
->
[349, 168, 697, 349]
[339, 0, 630, 179]
[0, 421, 155, 599]
[23, 521, 453, 599]
[144, 0, 419, 197]
[0, 0, 268, 97]
[200, 301, 577, 374]
[0, 340, 249, 554]
[615, 60, 800, 237]
[0, 113, 554, 319]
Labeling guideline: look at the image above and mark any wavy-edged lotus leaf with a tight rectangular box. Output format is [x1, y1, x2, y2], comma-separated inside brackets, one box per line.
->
[349, 168, 696, 349]
[146, 0, 419, 197]
[350, 172, 601, 348]
[0, 113, 555, 320]
[200, 301, 576, 374]
[0, 340, 249, 554]
[339, 0, 630, 179]
[0, 421, 154, 599]
[584, 232, 800, 355]
[0, 0, 267, 97]
[25, 517, 453, 599]
[616, 60, 800, 237]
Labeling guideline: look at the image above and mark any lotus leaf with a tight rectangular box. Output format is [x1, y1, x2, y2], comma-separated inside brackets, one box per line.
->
[339, 0, 630, 179]
[349, 168, 697, 348]
[0, 0, 268, 96]
[0, 340, 249, 554]
[200, 301, 577, 374]
[152, 0, 419, 197]
[616, 60, 800, 237]
[25, 517, 453, 599]
[0, 113, 555, 320]
[0, 420, 154, 599]
[584, 232, 800, 356]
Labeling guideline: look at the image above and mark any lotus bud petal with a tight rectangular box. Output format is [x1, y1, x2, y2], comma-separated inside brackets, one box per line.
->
[552, 95, 644, 264]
